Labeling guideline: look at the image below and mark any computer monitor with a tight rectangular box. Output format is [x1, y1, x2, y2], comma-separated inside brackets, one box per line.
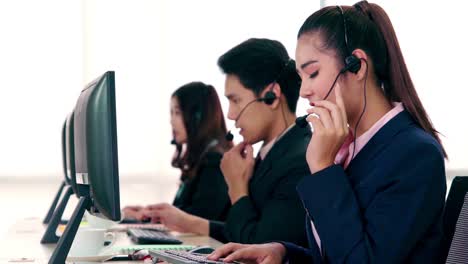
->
[41, 114, 77, 244]
[42, 110, 92, 243]
[49, 71, 121, 263]
[42, 119, 69, 225]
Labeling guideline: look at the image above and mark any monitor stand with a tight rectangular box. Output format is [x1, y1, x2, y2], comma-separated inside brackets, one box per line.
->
[40, 185, 73, 244]
[48, 195, 92, 264]
[43, 181, 66, 224]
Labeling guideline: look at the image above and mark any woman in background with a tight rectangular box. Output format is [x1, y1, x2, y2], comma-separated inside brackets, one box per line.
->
[123, 82, 232, 222]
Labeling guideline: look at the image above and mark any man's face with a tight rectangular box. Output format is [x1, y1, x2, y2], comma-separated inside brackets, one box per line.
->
[224, 74, 272, 144]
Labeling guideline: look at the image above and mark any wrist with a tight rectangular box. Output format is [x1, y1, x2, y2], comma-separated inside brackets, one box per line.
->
[186, 214, 209, 236]
[309, 159, 334, 174]
[228, 188, 248, 204]
[270, 242, 287, 259]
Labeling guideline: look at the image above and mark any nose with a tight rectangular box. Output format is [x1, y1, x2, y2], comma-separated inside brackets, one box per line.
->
[227, 104, 237, 121]
[170, 116, 176, 129]
[299, 79, 313, 99]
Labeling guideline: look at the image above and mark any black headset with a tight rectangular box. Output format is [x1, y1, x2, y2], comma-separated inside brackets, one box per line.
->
[193, 107, 202, 126]
[225, 85, 277, 141]
[296, 6, 362, 128]
[338, 6, 361, 74]
[259, 89, 277, 105]
[193, 87, 210, 126]
[225, 59, 297, 141]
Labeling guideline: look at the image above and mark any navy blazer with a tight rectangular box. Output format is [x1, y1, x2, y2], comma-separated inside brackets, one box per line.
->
[210, 124, 311, 247]
[282, 111, 447, 263]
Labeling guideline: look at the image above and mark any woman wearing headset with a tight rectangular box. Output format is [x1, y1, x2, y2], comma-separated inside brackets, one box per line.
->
[123, 82, 233, 222]
[208, 1, 447, 263]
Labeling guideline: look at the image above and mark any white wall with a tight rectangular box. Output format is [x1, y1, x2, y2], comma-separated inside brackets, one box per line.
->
[326, 0, 468, 171]
[0, 0, 83, 178]
[0, 0, 466, 182]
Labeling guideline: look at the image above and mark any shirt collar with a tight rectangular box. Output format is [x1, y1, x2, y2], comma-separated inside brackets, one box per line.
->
[335, 102, 404, 168]
[259, 123, 295, 160]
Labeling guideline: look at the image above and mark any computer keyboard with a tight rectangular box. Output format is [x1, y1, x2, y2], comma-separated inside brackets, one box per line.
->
[127, 228, 183, 244]
[150, 250, 239, 264]
[111, 223, 168, 232]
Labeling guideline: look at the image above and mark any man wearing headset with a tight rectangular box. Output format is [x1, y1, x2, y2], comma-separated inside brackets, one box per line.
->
[143, 38, 311, 246]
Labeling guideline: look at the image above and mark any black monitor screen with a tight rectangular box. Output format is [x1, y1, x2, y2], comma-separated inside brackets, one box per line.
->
[73, 71, 120, 221]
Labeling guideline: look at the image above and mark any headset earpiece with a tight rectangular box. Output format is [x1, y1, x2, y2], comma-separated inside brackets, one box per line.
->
[194, 110, 202, 124]
[342, 55, 361, 74]
[261, 91, 277, 105]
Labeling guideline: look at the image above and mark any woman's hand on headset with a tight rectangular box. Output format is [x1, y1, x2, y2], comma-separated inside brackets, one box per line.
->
[306, 83, 349, 174]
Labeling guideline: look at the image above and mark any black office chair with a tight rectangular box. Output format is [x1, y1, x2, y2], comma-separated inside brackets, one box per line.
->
[442, 176, 468, 260]
[444, 177, 468, 243]
[445, 193, 468, 263]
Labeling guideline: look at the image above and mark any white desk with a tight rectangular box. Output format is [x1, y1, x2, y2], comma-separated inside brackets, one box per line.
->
[0, 217, 222, 263]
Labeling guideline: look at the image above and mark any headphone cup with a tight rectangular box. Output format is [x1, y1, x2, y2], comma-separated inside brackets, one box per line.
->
[195, 111, 202, 124]
[263, 91, 277, 105]
[191, 105, 202, 126]
[344, 55, 361, 74]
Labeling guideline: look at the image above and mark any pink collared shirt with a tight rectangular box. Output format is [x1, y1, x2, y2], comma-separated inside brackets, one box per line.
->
[311, 102, 405, 255]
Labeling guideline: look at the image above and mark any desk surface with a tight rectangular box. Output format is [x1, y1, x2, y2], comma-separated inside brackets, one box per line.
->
[0, 217, 222, 263]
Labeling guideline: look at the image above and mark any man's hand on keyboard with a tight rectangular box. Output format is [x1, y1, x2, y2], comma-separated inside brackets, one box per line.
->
[122, 205, 147, 221]
[143, 203, 192, 233]
[207, 242, 286, 264]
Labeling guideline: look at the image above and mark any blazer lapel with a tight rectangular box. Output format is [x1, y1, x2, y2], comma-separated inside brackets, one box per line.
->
[250, 125, 309, 185]
[346, 111, 416, 183]
[250, 156, 272, 184]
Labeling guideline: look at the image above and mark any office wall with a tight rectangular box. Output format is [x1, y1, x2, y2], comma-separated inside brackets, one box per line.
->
[0, 0, 466, 182]
[0, 0, 83, 179]
[326, 0, 468, 173]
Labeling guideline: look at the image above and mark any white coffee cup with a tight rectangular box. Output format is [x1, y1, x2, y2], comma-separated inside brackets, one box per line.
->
[68, 228, 115, 257]
[85, 211, 117, 230]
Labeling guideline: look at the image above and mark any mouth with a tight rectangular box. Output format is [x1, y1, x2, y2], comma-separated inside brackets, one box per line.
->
[308, 97, 318, 105]
[234, 122, 245, 135]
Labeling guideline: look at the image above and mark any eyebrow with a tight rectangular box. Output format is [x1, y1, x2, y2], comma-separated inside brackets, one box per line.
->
[300, 60, 318, 70]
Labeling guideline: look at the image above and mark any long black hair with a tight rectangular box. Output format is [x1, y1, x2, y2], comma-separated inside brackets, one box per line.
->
[171, 82, 233, 180]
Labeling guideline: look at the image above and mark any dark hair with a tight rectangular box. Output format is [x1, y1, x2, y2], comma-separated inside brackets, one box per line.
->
[298, 1, 446, 157]
[217, 38, 301, 112]
[171, 82, 233, 180]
